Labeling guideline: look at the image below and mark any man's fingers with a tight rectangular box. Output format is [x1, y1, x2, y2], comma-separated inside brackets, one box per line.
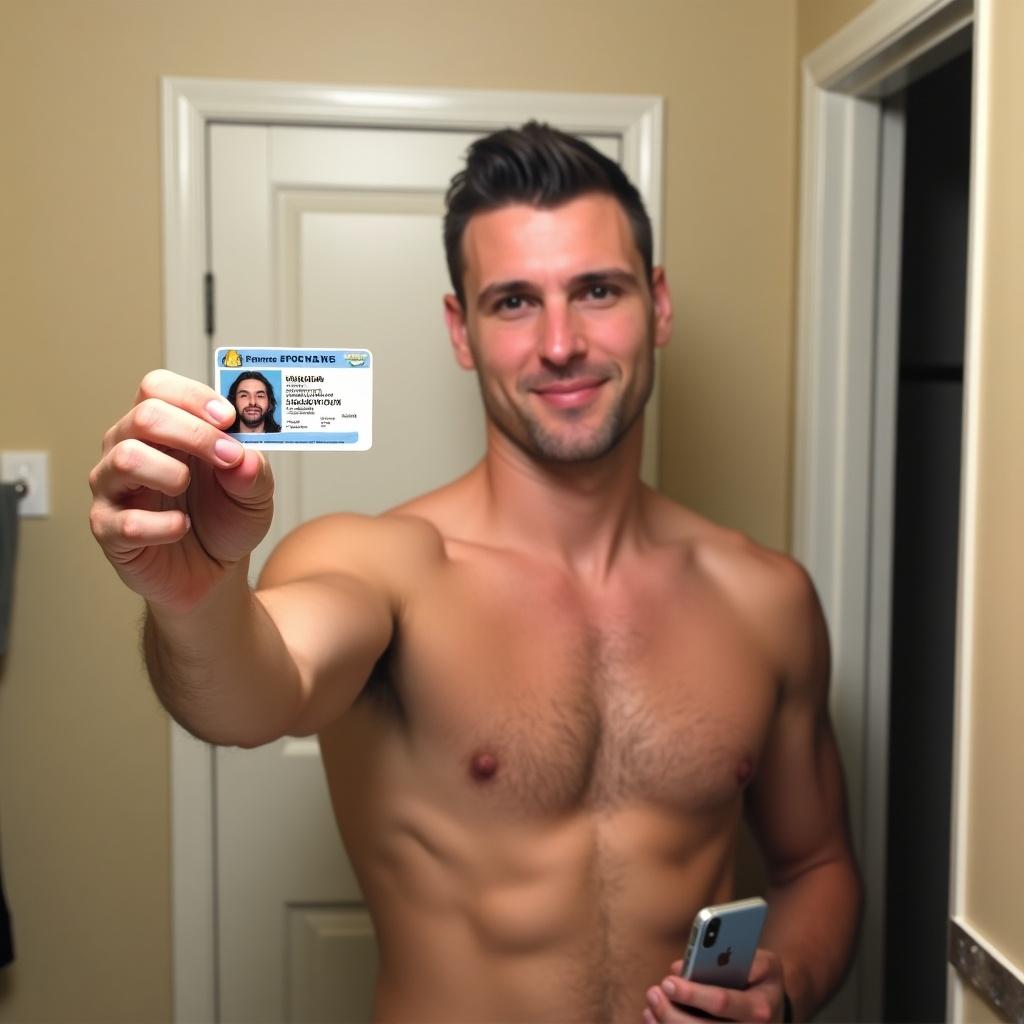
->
[91, 503, 191, 557]
[647, 978, 720, 1019]
[90, 439, 192, 500]
[213, 448, 274, 507]
[134, 368, 237, 430]
[103, 399, 244, 468]
[657, 976, 773, 1024]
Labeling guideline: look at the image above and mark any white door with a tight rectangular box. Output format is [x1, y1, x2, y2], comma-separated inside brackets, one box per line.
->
[208, 123, 625, 1022]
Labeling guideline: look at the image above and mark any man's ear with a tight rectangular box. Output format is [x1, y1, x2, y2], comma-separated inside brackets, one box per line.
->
[651, 267, 673, 349]
[444, 294, 476, 370]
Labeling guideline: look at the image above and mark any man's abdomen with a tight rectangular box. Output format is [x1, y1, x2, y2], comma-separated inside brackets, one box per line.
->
[342, 791, 741, 1023]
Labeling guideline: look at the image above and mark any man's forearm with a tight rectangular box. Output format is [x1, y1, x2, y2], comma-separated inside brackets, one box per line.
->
[762, 856, 863, 1021]
[144, 561, 304, 747]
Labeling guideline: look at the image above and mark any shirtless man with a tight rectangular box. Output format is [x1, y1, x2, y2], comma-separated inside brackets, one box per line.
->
[89, 123, 861, 1023]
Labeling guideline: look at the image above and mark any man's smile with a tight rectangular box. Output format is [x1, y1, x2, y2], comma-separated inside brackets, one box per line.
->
[531, 377, 607, 409]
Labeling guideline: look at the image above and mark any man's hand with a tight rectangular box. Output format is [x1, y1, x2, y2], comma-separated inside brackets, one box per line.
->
[643, 950, 786, 1024]
[89, 369, 275, 611]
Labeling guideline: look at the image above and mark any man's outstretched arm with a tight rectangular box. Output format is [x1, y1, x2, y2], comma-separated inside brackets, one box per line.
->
[142, 542, 395, 747]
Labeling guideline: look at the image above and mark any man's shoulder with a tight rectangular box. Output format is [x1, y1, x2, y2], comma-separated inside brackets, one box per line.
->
[258, 509, 447, 590]
[652, 495, 824, 664]
[708, 524, 819, 618]
[701, 528, 827, 689]
[699, 527, 815, 612]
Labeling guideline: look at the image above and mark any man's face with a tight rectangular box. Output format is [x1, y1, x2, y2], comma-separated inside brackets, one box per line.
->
[233, 378, 271, 431]
[444, 193, 672, 463]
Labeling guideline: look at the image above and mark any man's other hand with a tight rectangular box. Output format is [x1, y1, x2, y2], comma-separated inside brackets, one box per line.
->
[643, 949, 785, 1023]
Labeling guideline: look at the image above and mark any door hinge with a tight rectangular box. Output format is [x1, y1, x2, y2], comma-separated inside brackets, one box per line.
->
[204, 271, 215, 338]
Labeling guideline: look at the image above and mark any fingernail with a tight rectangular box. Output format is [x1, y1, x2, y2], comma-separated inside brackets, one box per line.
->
[183, 514, 191, 532]
[214, 438, 243, 464]
[661, 978, 677, 998]
[646, 988, 660, 1009]
[206, 398, 234, 422]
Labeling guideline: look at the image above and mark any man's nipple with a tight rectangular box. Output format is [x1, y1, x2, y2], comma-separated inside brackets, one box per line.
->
[469, 751, 499, 782]
[736, 758, 754, 787]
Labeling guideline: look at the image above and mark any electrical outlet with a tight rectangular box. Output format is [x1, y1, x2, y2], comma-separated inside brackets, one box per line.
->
[1, 450, 50, 517]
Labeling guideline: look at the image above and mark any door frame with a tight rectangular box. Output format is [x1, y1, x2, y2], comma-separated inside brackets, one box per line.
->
[161, 77, 663, 1023]
[792, 0, 981, 1019]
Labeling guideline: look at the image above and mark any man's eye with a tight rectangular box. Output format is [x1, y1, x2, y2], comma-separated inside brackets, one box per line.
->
[582, 283, 618, 304]
[495, 295, 531, 314]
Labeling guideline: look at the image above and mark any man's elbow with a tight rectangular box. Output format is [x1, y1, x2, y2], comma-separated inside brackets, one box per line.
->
[161, 702, 295, 750]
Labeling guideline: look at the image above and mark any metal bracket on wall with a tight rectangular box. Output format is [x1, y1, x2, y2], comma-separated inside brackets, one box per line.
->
[950, 919, 1024, 1023]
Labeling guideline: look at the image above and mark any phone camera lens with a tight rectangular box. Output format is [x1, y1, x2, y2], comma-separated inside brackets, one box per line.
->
[703, 917, 721, 948]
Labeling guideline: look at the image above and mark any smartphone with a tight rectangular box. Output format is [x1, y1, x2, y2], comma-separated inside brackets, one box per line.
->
[680, 896, 767, 990]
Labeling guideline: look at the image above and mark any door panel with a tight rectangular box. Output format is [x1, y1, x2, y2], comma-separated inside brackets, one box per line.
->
[286, 906, 376, 1023]
[278, 189, 485, 518]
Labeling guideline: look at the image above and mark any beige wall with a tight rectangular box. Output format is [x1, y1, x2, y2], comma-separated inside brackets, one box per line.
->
[796, 0, 873, 58]
[961, 983, 1009, 1024]
[0, 1, 800, 1020]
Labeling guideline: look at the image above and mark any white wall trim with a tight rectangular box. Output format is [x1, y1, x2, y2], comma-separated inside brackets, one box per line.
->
[161, 77, 663, 1023]
[794, 1, 974, 1019]
[807, 0, 972, 94]
[946, 1, 991, 1019]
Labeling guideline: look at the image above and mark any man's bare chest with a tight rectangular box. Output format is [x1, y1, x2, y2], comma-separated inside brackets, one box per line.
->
[376, 554, 781, 820]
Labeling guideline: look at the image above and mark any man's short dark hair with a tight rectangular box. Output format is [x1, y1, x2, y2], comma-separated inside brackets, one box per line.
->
[443, 121, 654, 306]
[227, 371, 281, 433]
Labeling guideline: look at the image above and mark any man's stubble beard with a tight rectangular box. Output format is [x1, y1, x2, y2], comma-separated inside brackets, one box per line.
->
[473, 337, 656, 465]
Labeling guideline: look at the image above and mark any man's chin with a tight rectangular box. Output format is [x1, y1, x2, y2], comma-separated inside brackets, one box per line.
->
[522, 401, 647, 464]
[515, 420, 623, 463]
[533, 438, 619, 463]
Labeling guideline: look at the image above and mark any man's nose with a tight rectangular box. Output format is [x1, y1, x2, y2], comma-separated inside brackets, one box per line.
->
[538, 304, 586, 365]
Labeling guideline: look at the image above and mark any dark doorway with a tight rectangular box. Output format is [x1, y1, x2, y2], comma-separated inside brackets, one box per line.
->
[883, 48, 972, 1023]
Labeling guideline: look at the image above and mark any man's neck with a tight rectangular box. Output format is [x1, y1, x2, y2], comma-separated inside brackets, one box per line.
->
[476, 419, 649, 583]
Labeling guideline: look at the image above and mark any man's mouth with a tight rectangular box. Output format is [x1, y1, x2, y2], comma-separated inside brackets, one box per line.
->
[532, 377, 606, 409]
